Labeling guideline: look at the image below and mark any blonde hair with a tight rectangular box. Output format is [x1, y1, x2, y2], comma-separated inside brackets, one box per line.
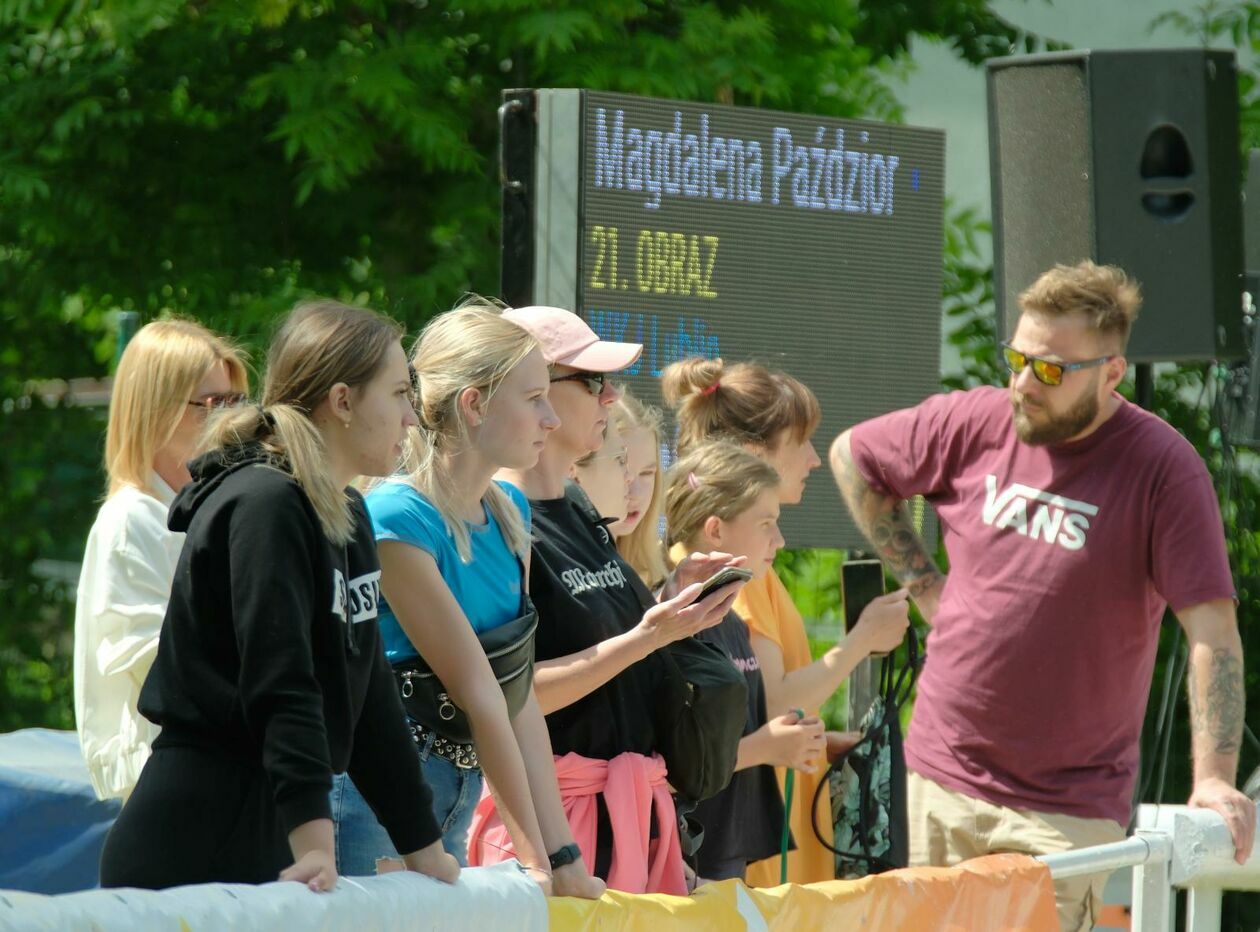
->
[664, 441, 781, 553]
[203, 299, 402, 545]
[400, 298, 538, 563]
[105, 319, 248, 497]
[611, 391, 668, 589]
[661, 357, 820, 456]
[1019, 260, 1142, 349]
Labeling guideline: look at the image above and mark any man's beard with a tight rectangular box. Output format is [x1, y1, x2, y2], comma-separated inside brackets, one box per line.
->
[1011, 382, 1100, 445]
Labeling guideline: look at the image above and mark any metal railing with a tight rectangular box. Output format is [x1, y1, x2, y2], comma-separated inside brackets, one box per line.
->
[1037, 804, 1259, 931]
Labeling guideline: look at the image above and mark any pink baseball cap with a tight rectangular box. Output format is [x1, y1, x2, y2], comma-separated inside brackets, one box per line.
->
[502, 305, 642, 372]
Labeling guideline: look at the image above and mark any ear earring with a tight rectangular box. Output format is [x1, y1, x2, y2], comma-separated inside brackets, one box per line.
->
[344, 418, 352, 429]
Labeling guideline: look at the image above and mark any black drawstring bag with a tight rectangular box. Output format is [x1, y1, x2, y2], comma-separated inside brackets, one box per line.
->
[812, 626, 920, 878]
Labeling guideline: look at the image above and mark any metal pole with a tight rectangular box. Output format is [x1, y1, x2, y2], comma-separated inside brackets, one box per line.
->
[1185, 884, 1223, 932]
[1135, 362, 1154, 411]
[841, 549, 881, 727]
[845, 660, 875, 729]
[1131, 831, 1174, 932]
[1039, 833, 1170, 879]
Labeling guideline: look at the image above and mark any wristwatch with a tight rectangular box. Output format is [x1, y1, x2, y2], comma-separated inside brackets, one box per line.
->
[548, 843, 583, 870]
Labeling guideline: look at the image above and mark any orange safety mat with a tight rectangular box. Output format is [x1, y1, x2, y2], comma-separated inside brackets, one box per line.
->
[549, 853, 1058, 931]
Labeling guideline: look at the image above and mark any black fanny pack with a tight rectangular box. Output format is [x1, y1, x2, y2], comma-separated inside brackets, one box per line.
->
[653, 634, 748, 804]
[393, 595, 538, 745]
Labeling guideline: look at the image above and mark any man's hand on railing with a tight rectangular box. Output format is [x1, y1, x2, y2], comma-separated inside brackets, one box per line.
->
[1188, 776, 1257, 865]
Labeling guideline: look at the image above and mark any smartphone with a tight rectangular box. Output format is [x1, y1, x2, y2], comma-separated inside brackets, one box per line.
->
[842, 559, 886, 635]
[695, 565, 754, 601]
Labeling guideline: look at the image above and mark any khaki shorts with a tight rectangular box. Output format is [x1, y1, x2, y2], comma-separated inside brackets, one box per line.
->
[908, 771, 1126, 932]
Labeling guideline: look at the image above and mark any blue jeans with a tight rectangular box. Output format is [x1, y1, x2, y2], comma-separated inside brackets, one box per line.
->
[330, 729, 484, 875]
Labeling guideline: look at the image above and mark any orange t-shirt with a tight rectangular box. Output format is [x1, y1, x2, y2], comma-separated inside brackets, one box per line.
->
[735, 568, 835, 886]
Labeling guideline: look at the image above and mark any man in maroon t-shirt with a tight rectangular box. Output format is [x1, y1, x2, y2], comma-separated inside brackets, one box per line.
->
[830, 260, 1254, 931]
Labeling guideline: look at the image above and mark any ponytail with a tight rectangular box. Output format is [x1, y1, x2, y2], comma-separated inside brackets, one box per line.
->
[200, 401, 354, 543]
[201, 299, 403, 546]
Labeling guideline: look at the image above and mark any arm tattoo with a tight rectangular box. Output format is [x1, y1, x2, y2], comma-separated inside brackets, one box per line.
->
[837, 446, 943, 593]
[1190, 648, 1244, 756]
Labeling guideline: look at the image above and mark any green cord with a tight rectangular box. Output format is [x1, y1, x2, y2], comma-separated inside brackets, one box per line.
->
[779, 708, 805, 884]
[780, 769, 794, 884]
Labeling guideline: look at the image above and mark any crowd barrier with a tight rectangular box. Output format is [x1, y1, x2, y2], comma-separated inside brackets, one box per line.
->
[2, 854, 1057, 930]
[0, 731, 1059, 929]
[2, 860, 548, 931]
[1039, 805, 1259, 932]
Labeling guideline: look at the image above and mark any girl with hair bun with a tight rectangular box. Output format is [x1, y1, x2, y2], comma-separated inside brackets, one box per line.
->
[663, 441, 836, 884]
[332, 299, 603, 898]
[75, 319, 248, 802]
[100, 300, 458, 892]
[661, 356, 911, 886]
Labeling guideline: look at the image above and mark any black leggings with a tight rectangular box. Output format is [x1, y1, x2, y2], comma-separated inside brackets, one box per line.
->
[100, 742, 291, 889]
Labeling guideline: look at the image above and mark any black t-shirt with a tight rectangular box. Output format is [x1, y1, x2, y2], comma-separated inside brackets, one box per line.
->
[528, 482, 664, 760]
[690, 610, 785, 877]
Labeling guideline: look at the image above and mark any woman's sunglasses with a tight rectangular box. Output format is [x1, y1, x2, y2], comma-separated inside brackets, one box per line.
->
[1000, 343, 1112, 387]
[549, 371, 609, 396]
[187, 392, 248, 410]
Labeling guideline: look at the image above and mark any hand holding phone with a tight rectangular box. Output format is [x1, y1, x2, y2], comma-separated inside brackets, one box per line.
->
[842, 559, 909, 656]
[842, 559, 885, 634]
[695, 565, 754, 602]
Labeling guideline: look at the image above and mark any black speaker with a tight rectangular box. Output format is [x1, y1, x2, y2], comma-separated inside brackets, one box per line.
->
[987, 49, 1244, 362]
[1245, 149, 1260, 274]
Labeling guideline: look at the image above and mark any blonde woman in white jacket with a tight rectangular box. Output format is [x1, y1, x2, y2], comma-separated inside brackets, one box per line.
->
[74, 320, 247, 800]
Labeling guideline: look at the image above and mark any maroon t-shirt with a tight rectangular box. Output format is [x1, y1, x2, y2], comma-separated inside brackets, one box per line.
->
[850, 386, 1233, 823]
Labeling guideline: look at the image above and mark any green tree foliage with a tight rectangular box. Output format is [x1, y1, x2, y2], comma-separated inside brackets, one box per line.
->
[0, 0, 916, 382]
[0, 0, 1058, 731]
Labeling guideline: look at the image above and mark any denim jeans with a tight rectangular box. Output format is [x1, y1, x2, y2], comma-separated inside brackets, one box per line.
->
[330, 727, 484, 875]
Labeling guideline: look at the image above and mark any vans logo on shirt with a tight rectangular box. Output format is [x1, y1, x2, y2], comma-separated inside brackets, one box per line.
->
[332, 569, 382, 624]
[981, 475, 1098, 552]
[560, 560, 626, 597]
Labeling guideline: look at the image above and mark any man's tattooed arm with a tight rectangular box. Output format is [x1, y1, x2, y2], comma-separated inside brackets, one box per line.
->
[830, 431, 945, 622]
[1181, 599, 1246, 778]
[1189, 647, 1245, 759]
[1181, 600, 1256, 864]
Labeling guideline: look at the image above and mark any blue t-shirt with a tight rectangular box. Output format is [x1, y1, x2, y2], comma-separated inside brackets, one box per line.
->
[366, 479, 531, 663]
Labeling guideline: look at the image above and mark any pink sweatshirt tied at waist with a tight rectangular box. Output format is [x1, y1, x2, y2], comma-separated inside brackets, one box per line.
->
[467, 750, 687, 895]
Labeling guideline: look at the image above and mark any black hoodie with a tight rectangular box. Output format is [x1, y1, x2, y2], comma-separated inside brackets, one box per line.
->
[139, 444, 440, 854]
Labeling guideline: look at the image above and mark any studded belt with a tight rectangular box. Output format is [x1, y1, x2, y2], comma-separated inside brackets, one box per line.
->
[408, 721, 479, 770]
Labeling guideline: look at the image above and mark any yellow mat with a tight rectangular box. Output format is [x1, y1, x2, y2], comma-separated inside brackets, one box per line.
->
[548, 853, 1058, 931]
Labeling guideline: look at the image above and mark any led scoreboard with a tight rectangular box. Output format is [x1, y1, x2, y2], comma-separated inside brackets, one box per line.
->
[500, 89, 944, 548]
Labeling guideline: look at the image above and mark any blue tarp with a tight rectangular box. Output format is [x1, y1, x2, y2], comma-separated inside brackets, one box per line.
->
[0, 728, 120, 893]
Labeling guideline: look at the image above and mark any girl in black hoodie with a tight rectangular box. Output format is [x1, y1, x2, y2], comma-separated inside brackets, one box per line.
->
[99, 300, 458, 892]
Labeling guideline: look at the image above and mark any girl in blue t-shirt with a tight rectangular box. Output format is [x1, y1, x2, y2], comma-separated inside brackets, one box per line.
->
[331, 300, 604, 899]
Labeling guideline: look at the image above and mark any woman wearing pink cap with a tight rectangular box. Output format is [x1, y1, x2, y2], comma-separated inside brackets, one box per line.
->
[466, 306, 744, 894]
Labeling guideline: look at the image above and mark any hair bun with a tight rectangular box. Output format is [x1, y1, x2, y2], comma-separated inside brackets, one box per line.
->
[660, 357, 724, 409]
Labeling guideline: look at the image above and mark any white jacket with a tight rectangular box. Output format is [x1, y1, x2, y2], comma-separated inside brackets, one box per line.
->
[73, 476, 182, 800]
